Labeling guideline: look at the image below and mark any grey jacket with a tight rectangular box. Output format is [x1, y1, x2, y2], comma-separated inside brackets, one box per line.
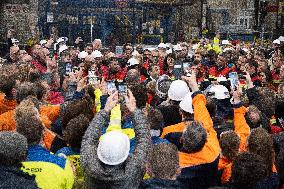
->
[80, 109, 151, 189]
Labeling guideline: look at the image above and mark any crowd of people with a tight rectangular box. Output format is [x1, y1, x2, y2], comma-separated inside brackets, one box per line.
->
[0, 29, 284, 189]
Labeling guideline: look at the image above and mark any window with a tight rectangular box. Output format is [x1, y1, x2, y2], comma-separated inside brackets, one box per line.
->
[239, 14, 253, 29]
[247, 0, 254, 9]
[1, 0, 29, 4]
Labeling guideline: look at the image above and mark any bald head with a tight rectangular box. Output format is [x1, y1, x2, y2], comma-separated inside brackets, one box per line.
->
[126, 69, 140, 85]
[10, 45, 20, 62]
[92, 39, 102, 50]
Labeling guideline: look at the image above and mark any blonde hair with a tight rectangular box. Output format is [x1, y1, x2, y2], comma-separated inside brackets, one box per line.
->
[15, 97, 38, 121]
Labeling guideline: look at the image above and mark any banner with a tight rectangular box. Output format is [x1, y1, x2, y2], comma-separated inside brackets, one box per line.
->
[135, 0, 177, 4]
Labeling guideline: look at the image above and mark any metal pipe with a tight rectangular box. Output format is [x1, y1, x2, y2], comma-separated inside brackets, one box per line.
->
[276, 0, 280, 35]
[91, 0, 93, 42]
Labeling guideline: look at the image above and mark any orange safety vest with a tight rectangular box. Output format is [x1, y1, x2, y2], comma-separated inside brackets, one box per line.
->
[162, 94, 221, 168]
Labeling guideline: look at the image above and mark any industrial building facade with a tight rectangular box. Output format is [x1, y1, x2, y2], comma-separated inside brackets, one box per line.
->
[0, 0, 283, 45]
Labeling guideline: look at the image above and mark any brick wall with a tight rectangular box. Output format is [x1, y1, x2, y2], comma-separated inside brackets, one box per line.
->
[206, 0, 278, 35]
[0, 0, 39, 43]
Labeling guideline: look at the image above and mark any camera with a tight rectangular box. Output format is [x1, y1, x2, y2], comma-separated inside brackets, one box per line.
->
[238, 72, 247, 80]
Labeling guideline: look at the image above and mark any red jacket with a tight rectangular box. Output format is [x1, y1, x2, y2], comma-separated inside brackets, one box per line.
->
[31, 59, 47, 74]
[101, 65, 126, 81]
[272, 70, 281, 83]
[158, 57, 166, 75]
[46, 91, 64, 105]
[209, 65, 235, 77]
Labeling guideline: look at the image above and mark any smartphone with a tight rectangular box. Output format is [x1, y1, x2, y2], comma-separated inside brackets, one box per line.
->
[88, 69, 97, 85]
[229, 72, 239, 89]
[173, 64, 183, 80]
[183, 63, 192, 77]
[118, 84, 127, 95]
[65, 63, 72, 76]
[107, 82, 116, 92]
[115, 46, 124, 56]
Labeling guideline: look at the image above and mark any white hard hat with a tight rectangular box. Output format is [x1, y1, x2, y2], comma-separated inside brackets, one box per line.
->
[207, 85, 230, 100]
[165, 43, 172, 48]
[97, 131, 130, 166]
[278, 36, 284, 42]
[78, 51, 88, 59]
[173, 44, 182, 51]
[57, 37, 68, 43]
[91, 50, 103, 58]
[168, 80, 190, 101]
[11, 38, 19, 44]
[58, 45, 68, 55]
[40, 40, 47, 46]
[94, 39, 102, 43]
[179, 92, 193, 114]
[127, 57, 139, 67]
[57, 38, 64, 43]
[158, 43, 167, 49]
[217, 76, 227, 82]
[223, 47, 234, 52]
[145, 47, 156, 51]
[273, 39, 281, 45]
[192, 44, 199, 50]
[222, 40, 231, 45]
[242, 48, 249, 53]
[166, 48, 172, 54]
[132, 50, 140, 56]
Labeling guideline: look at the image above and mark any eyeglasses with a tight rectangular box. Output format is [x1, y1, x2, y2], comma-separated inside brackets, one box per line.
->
[109, 57, 117, 62]
[73, 67, 80, 72]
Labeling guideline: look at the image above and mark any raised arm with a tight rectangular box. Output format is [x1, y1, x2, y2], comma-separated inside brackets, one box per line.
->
[125, 90, 151, 168]
[129, 109, 151, 165]
[182, 73, 214, 133]
[80, 92, 118, 177]
[231, 87, 250, 152]
[192, 92, 214, 133]
[80, 110, 108, 176]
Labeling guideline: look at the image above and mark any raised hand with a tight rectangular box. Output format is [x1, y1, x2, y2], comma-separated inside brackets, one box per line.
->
[182, 70, 199, 92]
[76, 76, 88, 92]
[244, 71, 254, 89]
[104, 91, 119, 113]
[124, 89, 137, 113]
[231, 85, 242, 104]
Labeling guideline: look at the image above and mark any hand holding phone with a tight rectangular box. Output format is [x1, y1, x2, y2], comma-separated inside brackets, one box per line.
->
[65, 63, 72, 76]
[229, 72, 239, 90]
[88, 69, 98, 85]
[183, 63, 192, 77]
[118, 84, 127, 96]
[107, 82, 116, 95]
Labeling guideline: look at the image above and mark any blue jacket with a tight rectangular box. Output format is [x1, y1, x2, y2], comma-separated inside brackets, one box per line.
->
[56, 147, 84, 181]
[140, 178, 184, 189]
[0, 166, 39, 189]
[21, 145, 74, 189]
[177, 157, 219, 189]
[151, 136, 170, 145]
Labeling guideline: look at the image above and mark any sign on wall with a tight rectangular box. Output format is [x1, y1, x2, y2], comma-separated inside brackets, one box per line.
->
[47, 12, 54, 23]
[4, 4, 28, 13]
[115, 0, 128, 8]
